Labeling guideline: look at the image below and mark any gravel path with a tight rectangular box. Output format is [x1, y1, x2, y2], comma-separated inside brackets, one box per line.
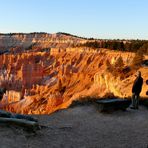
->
[0, 104, 148, 148]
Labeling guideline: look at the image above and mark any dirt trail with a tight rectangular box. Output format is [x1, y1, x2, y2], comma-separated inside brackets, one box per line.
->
[0, 104, 148, 148]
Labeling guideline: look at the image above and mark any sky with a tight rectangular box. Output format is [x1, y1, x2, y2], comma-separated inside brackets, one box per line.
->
[0, 0, 148, 39]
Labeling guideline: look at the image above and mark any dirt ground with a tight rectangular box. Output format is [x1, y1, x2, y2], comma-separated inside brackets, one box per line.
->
[0, 104, 148, 148]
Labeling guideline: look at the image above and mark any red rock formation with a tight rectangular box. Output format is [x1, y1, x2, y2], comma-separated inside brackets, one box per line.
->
[0, 34, 147, 114]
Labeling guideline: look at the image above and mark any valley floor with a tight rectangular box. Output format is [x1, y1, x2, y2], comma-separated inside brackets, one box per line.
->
[0, 104, 148, 148]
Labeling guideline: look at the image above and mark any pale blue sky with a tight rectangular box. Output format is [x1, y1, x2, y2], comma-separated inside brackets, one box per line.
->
[0, 0, 148, 39]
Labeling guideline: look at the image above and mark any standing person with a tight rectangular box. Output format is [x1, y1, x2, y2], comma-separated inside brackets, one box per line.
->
[131, 71, 143, 109]
[146, 80, 148, 96]
[0, 88, 6, 109]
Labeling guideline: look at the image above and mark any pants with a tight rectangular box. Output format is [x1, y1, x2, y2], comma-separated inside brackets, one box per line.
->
[132, 93, 139, 109]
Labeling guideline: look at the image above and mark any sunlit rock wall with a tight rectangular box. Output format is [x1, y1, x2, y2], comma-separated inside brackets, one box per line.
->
[0, 47, 147, 114]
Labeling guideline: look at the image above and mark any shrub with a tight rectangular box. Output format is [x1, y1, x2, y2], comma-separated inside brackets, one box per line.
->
[114, 56, 124, 68]
[132, 50, 144, 67]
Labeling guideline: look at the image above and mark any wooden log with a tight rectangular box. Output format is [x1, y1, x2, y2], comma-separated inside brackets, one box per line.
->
[0, 110, 38, 122]
[95, 98, 131, 112]
[0, 117, 39, 130]
[141, 100, 148, 108]
[0, 110, 12, 118]
[12, 114, 38, 122]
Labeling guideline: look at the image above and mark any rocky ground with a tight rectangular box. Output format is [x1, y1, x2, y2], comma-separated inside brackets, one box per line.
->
[0, 104, 148, 148]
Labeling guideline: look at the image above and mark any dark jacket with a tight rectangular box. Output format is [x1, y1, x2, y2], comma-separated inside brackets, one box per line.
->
[132, 76, 143, 95]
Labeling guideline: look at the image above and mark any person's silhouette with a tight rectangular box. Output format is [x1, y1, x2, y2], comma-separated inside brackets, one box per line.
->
[146, 80, 148, 96]
[131, 71, 143, 109]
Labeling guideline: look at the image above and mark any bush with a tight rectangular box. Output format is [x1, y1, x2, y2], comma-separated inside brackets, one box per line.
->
[132, 50, 144, 67]
[114, 56, 124, 68]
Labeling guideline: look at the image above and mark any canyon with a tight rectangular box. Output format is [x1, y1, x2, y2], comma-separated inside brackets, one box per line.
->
[0, 33, 147, 114]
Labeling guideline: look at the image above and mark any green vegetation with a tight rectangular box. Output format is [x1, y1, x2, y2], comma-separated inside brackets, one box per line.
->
[77, 40, 148, 54]
[0, 32, 147, 53]
[58, 32, 148, 53]
[57, 32, 95, 40]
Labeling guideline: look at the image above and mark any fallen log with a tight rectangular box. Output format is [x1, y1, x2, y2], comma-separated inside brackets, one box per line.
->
[0, 117, 39, 130]
[95, 98, 131, 112]
[0, 110, 12, 118]
[12, 114, 38, 122]
[141, 100, 148, 108]
[0, 110, 38, 122]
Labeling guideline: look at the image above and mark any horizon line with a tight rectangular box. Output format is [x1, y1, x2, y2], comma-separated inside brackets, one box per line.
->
[0, 31, 148, 41]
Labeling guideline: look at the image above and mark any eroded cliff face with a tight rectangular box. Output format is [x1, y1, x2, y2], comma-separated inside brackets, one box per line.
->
[0, 33, 86, 51]
[0, 33, 147, 114]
